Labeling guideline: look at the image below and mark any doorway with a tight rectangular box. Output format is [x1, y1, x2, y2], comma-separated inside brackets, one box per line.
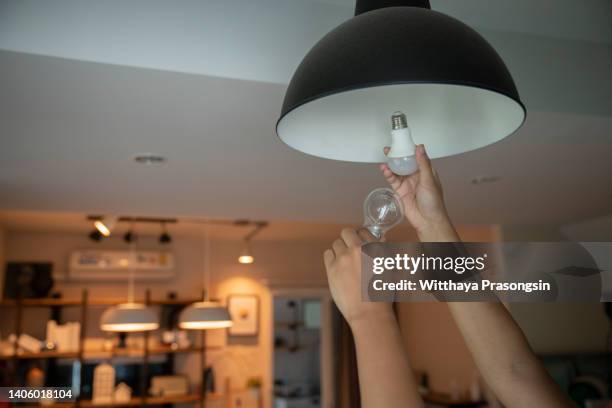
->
[271, 289, 333, 408]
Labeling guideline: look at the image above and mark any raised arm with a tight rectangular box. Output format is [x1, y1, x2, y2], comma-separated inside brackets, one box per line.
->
[324, 228, 424, 408]
[381, 144, 575, 408]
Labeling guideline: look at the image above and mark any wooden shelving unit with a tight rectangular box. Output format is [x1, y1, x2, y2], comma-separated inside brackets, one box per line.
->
[1, 290, 220, 408]
[20, 393, 225, 408]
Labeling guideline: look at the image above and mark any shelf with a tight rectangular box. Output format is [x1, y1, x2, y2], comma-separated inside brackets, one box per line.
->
[20, 394, 223, 408]
[0, 350, 80, 359]
[0, 346, 221, 360]
[0, 298, 201, 307]
[274, 321, 303, 329]
[79, 393, 212, 407]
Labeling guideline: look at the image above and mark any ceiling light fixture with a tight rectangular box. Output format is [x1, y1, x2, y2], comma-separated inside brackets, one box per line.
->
[470, 175, 502, 185]
[159, 222, 172, 244]
[100, 303, 159, 332]
[236, 221, 267, 265]
[179, 223, 233, 330]
[123, 230, 137, 243]
[238, 242, 254, 265]
[89, 230, 104, 242]
[276, 0, 525, 164]
[94, 216, 118, 237]
[100, 224, 159, 333]
[133, 153, 166, 165]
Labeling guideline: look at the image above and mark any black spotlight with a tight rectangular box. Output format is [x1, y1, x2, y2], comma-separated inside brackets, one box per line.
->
[159, 232, 172, 244]
[123, 231, 137, 243]
[89, 230, 103, 242]
[159, 222, 172, 244]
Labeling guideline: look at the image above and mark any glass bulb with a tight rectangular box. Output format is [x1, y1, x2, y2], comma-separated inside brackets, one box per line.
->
[362, 188, 405, 240]
[386, 111, 418, 176]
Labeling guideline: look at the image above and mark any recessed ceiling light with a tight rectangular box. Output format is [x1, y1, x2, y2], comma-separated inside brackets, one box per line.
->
[471, 176, 501, 185]
[133, 153, 166, 165]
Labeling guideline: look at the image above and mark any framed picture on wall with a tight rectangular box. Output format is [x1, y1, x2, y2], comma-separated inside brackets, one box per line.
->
[227, 294, 259, 336]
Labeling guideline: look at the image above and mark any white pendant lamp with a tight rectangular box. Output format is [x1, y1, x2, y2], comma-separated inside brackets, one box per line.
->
[179, 223, 233, 330]
[178, 301, 233, 330]
[100, 303, 159, 332]
[100, 225, 159, 332]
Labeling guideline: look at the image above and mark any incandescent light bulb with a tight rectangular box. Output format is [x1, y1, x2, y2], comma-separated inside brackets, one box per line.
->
[362, 188, 405, 240]
[386, 111, 418, 176]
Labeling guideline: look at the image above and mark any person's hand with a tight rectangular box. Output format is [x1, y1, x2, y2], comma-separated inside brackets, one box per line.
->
[381, 144, 459, 242]
[324, 228, 393, 327]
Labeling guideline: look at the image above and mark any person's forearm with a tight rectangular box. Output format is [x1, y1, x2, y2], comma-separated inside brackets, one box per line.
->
[421, 219, 573, 407]
[448, 302, 574, 407]
[350, 311, 424, 408]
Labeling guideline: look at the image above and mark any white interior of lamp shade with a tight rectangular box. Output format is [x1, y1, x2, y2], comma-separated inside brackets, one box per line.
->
[277, 83, 525, 162]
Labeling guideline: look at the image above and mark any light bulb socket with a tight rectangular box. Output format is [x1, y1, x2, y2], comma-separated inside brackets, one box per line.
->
[391, 111, 408, 130]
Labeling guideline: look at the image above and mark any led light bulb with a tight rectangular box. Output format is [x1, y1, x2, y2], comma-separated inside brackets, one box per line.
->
[386, 111, 418, 176]
[362, 188, 405, 240]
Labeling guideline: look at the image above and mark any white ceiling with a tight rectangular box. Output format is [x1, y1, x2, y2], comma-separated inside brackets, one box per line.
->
[0, 0, 611, 230]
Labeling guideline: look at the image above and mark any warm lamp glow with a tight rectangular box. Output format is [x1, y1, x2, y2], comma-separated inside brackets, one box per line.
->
[238, 254, 254, 264]
[178, 301, 233, 330]
[100, 303, 159, 332]
[179, 320, 233, 330]
[238, 241, 254, 264]
[94, 216, 118, 237]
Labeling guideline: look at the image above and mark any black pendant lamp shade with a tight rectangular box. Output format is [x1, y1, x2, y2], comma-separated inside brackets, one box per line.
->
[277, 0, 525, 162]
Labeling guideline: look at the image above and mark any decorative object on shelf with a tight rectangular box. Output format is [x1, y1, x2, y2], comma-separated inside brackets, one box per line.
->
[161, 330, 191, 349]
[246, 377, 262, 398]
[17, 333, 43, 353]
[203, 367, 215, 394]
[100, 230, 159, 333]
[179, 223, 233, 330]
[25, 364, 45, 387]
[46, 320, 80, 352]
[149, 375, 189, 397]
[92, 363, 115, 404]
[227, 295, 259, 337]
[114, 382, 132, 403]
[3, 262, 53, 299]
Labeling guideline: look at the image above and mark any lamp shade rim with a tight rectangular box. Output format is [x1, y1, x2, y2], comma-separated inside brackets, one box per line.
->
[277, 80, 525, 132]
[277, 81, 526, 162]
[178, 301, 234, 330]
[100, 302, 159, 332]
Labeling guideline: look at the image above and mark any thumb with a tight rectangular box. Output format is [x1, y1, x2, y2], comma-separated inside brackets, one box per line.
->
[416, 144, 437, 187]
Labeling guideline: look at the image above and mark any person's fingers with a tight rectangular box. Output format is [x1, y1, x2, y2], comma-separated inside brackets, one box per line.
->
[432, 167, 442, 190]
[332, 239, 347, 256]
[323, 249, 335, 269]
[357, 228, 377, 243]
[415, 144, 436, 187]
[340, 228, 361, 248]
[380, 164, 403, 191]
